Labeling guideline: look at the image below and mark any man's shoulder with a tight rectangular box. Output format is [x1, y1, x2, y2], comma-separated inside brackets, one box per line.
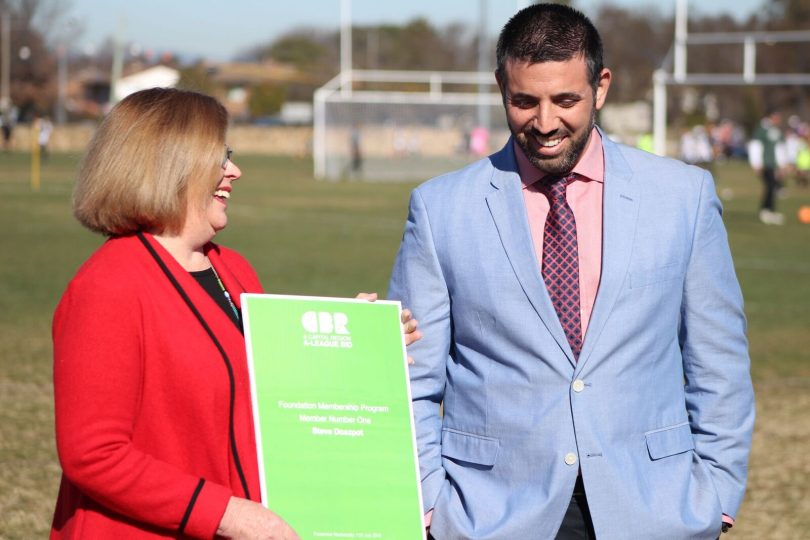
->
[751, 124, 768, 141]
[609, 138, 708, 178]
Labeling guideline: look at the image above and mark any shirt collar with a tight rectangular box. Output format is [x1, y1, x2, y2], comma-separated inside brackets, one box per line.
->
[516, 127, 605, 189]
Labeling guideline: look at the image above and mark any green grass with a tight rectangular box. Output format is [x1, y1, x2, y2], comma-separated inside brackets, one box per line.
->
[709, 160, 810, 379]
[1, 151, 809, 538]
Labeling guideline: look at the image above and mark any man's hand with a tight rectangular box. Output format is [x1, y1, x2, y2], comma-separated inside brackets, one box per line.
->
[216, 497, 300, 540]
[401, 308, 422, 350]
[356, 293, 422, 365]
[721, 514, 734, 534]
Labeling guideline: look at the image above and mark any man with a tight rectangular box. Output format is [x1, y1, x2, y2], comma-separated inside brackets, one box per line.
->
[1, 106, 14, 151]
[38, 116, 54, 162]
[388, 4, 754, 539]
[748, 110, 786, 225]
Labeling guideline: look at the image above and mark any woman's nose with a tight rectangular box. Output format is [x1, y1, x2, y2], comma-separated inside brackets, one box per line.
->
[224, 159, 241, 180]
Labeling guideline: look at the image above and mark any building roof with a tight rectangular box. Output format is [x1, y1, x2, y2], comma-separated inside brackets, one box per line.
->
[209, 61, 314, 86]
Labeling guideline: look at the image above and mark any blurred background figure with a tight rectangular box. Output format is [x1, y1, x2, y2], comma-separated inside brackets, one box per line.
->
[748, 110, 786, 225]
[37, 116, 54, 162]
[469, 125, 489, 157]
[1, 106, 16, 151]
[680, 124, 713, 169]
[795, 122, 810, 188]
[710, 119, 748, 162]
[635, 132, 654, 153]
[349, 123, 362, 177]
[784, 117, 809, 189]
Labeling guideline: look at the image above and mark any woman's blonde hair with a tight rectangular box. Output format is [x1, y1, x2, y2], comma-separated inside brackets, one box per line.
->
[73, 87, 228, 235]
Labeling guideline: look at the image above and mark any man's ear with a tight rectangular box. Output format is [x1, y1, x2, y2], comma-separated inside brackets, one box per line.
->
[495, 69, 510, 107]
[495, 69, 505, 96]
[594, 68, 612, 110]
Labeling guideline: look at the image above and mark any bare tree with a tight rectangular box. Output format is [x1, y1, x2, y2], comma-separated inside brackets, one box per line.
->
[1, 0, 78, 118]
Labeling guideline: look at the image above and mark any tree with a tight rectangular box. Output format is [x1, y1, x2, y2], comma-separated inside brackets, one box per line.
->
[1, 0, 77, 119]
[593, 4, 671, 103]
[362, 18, 459, 71]
[248, 83, 286, 118]
[760, 0, 810, 118]
[264, 32, 331, 71]
[240, 19, 482, 101]
[176, 61, 216, 95]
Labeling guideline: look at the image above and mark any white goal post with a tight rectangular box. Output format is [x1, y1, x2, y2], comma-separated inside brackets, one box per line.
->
[313, 69, 510, 181]
[653, 0, 810, 156]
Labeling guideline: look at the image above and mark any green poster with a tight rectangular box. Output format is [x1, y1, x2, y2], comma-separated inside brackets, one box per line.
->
[242, 294, 425, 540]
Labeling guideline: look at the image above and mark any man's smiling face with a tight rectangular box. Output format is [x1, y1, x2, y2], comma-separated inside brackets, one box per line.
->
[497, 55, 611, 175]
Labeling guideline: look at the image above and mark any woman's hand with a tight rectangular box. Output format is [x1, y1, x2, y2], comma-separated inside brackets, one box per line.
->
[217, 497, 300, 540]
[355, 293, 421, 365]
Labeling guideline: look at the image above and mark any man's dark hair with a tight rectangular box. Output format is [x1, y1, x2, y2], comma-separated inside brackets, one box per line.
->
[496, 3, 604, 89]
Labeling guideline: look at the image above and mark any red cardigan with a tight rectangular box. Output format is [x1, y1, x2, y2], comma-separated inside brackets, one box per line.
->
[51, 233, 263, 539]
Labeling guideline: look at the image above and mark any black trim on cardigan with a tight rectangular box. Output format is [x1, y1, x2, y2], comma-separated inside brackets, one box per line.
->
[136, 232, 252, 502]
[178, 479, 205, 534]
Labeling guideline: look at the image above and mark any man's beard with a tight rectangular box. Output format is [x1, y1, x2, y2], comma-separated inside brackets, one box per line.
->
[513, 108, 596, 176]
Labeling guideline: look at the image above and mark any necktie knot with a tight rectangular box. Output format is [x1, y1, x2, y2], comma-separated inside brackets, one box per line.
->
[538, 173, 576, 202]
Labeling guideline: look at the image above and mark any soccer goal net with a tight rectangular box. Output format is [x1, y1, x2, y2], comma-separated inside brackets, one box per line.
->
[313, 70, 510, 181]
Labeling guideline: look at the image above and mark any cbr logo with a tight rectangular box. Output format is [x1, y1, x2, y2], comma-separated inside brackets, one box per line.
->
[301, 311, 350, 335]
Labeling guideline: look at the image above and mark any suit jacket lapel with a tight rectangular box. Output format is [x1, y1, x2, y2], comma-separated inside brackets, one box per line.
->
[486, 141, 578, 367]
[576, 133, 639, 373]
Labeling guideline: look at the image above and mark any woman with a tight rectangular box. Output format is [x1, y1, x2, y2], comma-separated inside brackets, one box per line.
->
[51, 88, 419, 539]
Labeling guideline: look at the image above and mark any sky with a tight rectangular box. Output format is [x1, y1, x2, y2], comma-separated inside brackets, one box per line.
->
[62, 0, 766, 62]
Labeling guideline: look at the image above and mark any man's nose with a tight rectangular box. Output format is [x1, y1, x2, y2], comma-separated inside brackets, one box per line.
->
[531, 104, 560, 135]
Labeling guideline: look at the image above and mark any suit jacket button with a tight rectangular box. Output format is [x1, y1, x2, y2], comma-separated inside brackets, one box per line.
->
[565, 453, 578, 465]
[572, 379, 585, 392]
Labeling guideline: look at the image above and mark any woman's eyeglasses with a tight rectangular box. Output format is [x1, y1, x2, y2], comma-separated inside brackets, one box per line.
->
[222, 145, 233, 169]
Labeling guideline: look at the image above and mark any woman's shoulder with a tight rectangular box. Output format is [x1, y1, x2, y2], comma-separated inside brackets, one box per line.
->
[65, 236, 148, 294]
[55, 236, 148, 328]
[75, 234, 142, 271]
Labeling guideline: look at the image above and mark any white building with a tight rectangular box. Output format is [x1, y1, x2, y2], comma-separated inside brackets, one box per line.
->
[113, 65, 180, 102]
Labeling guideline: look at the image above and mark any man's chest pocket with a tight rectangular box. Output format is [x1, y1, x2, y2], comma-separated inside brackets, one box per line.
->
[629, 262, 684, 289]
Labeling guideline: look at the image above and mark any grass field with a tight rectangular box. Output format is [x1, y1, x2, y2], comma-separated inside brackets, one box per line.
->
[1, 150, 808, 538]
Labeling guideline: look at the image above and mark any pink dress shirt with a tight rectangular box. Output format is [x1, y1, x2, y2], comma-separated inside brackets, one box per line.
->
[517, 127, 604, 336]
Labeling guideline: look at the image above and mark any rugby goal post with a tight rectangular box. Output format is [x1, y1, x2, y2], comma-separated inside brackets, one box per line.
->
[652, 0, 810, 156]
[312, 69, 510, 181]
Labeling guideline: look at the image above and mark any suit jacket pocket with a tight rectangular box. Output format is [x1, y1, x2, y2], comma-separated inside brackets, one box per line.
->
[630, 263, 683, 289]
[645, 421, 694, 460]
[441, 428, 500, 467]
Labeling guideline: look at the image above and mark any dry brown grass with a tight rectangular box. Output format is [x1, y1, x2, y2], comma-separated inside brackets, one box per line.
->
[735, 380, 810, 539]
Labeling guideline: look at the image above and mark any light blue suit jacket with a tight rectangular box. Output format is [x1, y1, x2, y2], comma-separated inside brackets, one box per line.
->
[388, 133, 755, 540]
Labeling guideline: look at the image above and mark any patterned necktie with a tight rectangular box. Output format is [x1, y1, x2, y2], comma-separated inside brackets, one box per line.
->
[539, 173, 582, 360]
